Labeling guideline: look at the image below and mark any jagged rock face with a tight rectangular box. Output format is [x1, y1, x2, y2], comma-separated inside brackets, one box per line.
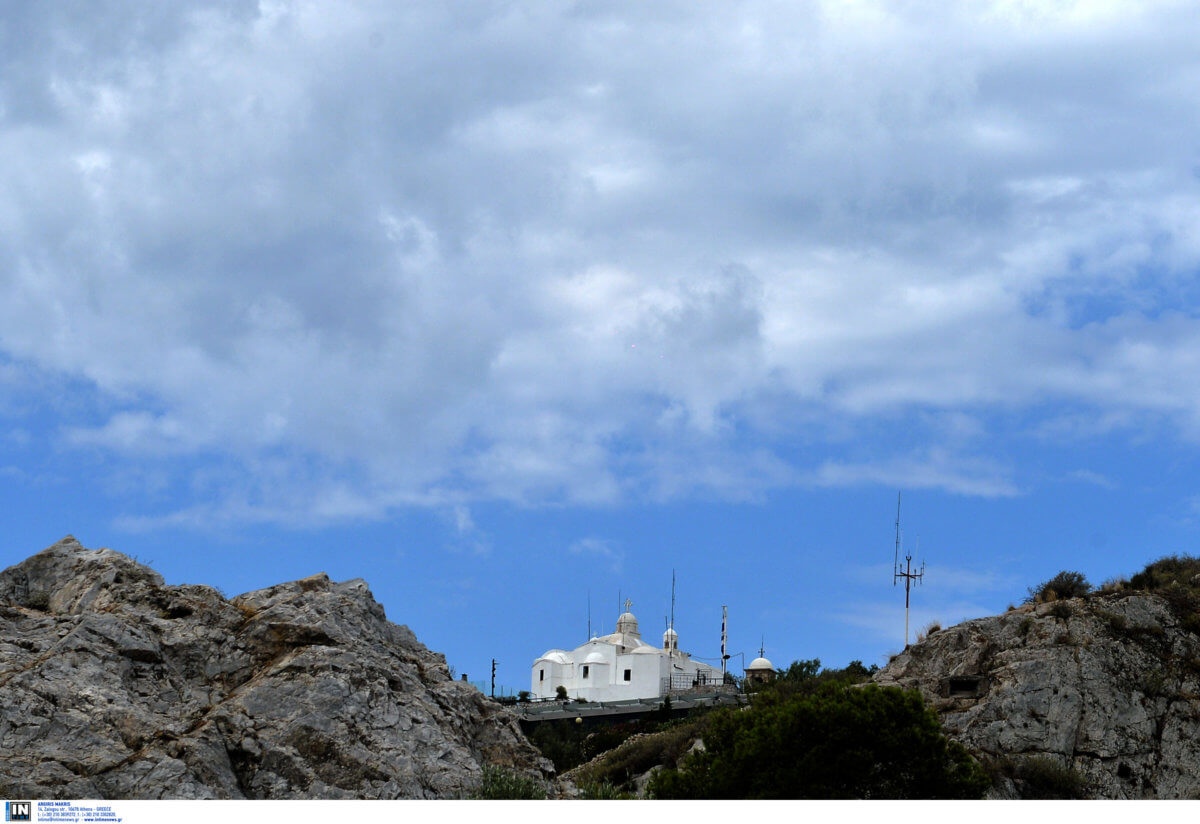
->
[874, 592, 1200, 799]
[0, 537, 551, 799]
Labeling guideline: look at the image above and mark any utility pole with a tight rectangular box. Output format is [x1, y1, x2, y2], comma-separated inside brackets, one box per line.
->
[893, 492, 926, 649]
[490, 658, 496, 698]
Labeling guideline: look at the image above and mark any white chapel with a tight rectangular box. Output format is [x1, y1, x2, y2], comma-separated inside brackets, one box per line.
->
[530, 600, 725, 701]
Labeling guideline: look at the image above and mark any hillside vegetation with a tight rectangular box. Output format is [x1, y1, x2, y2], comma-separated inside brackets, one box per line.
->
[544, 660, 988, 799]
[647, 663, 988, 799]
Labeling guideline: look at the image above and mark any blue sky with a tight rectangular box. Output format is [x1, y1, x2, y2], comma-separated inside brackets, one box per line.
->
[4, 0, 1200, 692]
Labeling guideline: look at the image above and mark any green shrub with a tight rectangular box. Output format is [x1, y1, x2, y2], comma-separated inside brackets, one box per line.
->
[1127, 555, 1200, 628]
[471, 765, 547, 800]
[1014, 757, 1088, 799]
[23, 590, 51, 611]
[648, 684, 988, 800]
[917, 621, 942, 642]
[1129, 555, 1200, 593]
[1017, 617, 1034, 637]
[576, 780, 633, 799]
[1098, 610, 1127, 633]
[573, 720, 707, 791]
[1182, 613, 1200, 636]
[1049, 602, 1072, 621]
[1026, 571, 1091, 604]
[757, 658, 878, 700]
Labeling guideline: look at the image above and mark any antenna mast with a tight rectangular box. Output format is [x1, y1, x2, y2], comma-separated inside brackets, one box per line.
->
[587, 590, 592, 641]
[892, 492, 926, 649]
[894, 492, 901, 584]
[670, 569, 676, 632]
[721, 606, 729, 676]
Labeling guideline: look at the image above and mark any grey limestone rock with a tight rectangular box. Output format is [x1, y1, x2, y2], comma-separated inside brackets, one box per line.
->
[0, 536, 551, 799]
[874, 592, 1200, 798]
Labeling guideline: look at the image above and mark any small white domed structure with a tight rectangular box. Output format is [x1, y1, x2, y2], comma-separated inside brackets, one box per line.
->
[745, 647, 776, 685]
[662, 627, 678, 651]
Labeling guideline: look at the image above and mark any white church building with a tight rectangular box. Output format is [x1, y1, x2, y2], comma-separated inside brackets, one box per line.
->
[530, 600, 726, 701]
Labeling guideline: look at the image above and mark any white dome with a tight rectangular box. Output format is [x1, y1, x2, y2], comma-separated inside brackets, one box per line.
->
[747, 656, 775, 671]
[663, 628, 678, 638]
[538, 651, 570, 665]
[584, 651, 607, 664]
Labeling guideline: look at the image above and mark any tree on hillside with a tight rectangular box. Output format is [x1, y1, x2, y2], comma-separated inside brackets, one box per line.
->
[648, 684, 989, 799]
[753, 658, 879, 698]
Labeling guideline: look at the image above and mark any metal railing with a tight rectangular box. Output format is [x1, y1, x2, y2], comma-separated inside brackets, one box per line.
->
[661, 672, 740, 694]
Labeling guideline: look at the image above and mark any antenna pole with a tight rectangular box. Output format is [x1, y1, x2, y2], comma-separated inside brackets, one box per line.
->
[670, 569, 676, 631]
[892, 493, 925, 649]
[894, 492, 901, 583]
[721, 606, 729, 676]
[587, 590, 592, 641]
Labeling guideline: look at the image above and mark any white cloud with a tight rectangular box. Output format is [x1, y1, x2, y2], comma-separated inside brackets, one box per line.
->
[835, 599, 1004, 650]
[814, 450, 1019, 498]
[568, 537, 625, 574]
[2, 2, 1200, 523]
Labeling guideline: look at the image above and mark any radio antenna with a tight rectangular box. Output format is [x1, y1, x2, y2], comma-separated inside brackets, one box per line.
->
[721, 605, 729, 676]
[894, 492, 901, 583]
[892, 492, 926, 649]
[587, 590, 592, 640]
[670, 569, 676, 631]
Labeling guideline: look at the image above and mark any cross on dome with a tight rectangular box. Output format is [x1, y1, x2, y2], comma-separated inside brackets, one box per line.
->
[623, 598, 633, 612]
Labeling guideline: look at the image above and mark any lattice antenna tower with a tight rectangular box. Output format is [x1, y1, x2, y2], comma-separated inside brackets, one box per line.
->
[892, 492, 926, 649]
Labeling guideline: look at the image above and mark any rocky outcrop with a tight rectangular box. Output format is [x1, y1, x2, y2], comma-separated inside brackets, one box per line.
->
[0, 537, 551, 799]
[874, 592, 1200, 798]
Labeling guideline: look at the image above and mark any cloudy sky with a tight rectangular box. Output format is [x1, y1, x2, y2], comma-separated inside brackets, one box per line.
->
[4, 0, 1200, 685]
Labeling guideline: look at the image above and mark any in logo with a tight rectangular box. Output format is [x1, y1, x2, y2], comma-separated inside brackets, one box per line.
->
[4, 802, 30, 822]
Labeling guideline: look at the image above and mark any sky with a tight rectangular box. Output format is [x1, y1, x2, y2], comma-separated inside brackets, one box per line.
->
[3, 0, 1200, 692]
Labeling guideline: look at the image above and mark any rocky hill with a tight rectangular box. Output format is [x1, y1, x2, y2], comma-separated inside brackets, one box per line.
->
[874, 590, 1200, 798]
[0, 537, 551, 799]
